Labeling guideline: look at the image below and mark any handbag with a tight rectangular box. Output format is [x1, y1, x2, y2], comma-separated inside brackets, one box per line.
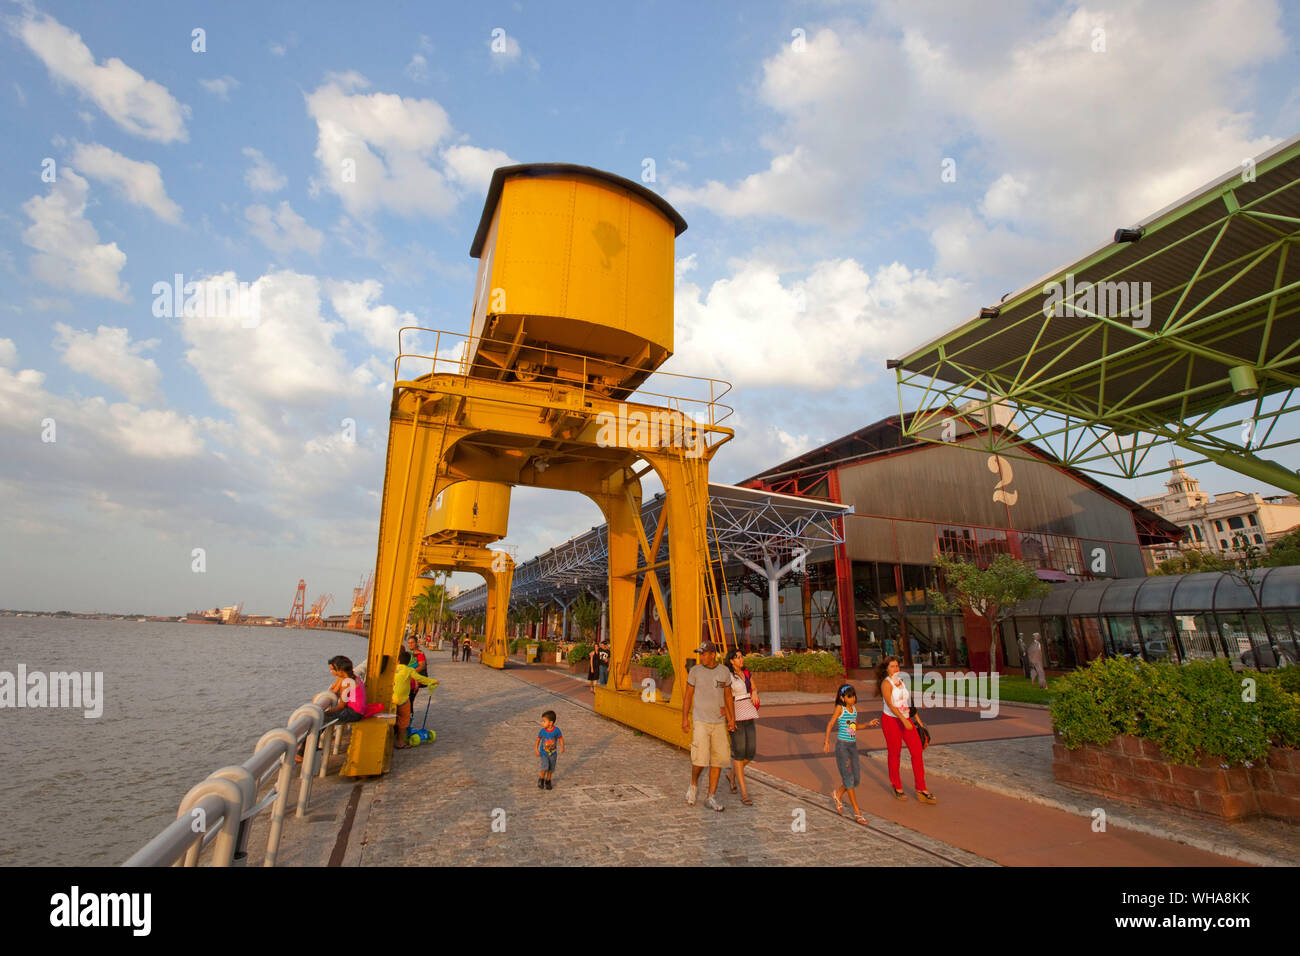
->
[909, 703, 932, 749]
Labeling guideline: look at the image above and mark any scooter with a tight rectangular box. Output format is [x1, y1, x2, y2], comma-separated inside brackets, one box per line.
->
[407, 692, 435, 745]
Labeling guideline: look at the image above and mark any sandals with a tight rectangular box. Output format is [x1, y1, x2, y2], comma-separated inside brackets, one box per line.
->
[741, 795, 753, 806]
[893, 788, 908, 800]
[917, 790, 938, 804]
[726, 772, 738, 794]
[832, 793, 845, 815]
[854, 813, 869, 826]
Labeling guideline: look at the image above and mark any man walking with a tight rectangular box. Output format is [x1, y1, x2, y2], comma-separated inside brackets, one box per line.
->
[681, 641, 735, 812]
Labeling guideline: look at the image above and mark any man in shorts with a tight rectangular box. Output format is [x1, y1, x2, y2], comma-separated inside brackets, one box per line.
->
[681, 641, 735, 812]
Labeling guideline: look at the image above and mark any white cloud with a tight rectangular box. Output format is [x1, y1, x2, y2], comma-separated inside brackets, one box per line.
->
[442, 144, 514, 193]
[666, 27, 930, 225]
[105, 403, 205, 458]
[200, 75, 239, 99]
[488, 29, 522, 68]
[53, 323, 162, 404]
[21, 169, 129, 301]
[242, 147, 287, 193]
[979, 173, 1029, 222]
[15, 12, 189, 143]
[672, 257, 965, 388]
[666, 2, 1283, 283]
[305, 74, 509, 219]
[0, 361, 202, 460]
[325, 279, 416, 351]
[0, 338, 16, 367]
[70, 142, 182, 223]
[178, 271, 370, 451]
[245, 201, 324, 255]
[674, 254, 698, 282]
[405, 54, 430, 84]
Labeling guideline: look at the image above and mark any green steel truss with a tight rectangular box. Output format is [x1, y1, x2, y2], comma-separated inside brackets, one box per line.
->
[896, 135, 1300, 495]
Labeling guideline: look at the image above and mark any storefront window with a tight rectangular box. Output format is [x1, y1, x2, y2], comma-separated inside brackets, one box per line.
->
[1175, 613, 1222, 660]
[1136, 614, 1175, 662]
[1105, 616, 1141, 659]
[806, 561, 841, 652]
[1040, 616, 1070, 669]
[1071, 616, 1107, 663]
[1215, 612, 1251, 666]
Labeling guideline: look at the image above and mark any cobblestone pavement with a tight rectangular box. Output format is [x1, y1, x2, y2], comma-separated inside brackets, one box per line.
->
[349, 653, 993, 866]
[887, 737, 1300, 866]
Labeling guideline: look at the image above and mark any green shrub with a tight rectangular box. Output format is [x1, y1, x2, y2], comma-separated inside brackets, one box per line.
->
[1051, 657, 1300, 765]
[742, 651, 844, 677]
[537, 640, 557, 654]
[1277, 666, 1300, 696]
[635, 653, 674, 682]
[567, 642, 593, 665]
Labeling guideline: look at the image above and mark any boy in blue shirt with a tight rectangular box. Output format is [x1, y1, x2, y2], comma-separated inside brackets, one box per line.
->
[536, 710, 564, 790]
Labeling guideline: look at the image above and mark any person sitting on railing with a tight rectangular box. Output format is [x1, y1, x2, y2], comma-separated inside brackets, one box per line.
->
[297, 656, 365, 762]
[393, 648, 438, 749]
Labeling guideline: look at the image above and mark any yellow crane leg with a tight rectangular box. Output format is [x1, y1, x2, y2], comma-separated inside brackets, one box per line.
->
[343, 399, 444, 778]
[482, 558, 513, 669]
[593, 452, 711, 750]
[412, 542, 515, 669]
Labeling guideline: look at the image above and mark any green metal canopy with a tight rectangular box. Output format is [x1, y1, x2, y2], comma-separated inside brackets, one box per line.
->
[894, 133, 1300, 495]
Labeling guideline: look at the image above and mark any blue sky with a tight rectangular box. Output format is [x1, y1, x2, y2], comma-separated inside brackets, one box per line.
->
[2, 0, 1298, 615]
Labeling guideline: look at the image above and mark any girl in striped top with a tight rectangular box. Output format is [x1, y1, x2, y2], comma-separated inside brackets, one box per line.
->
[822, 683, 879, 826]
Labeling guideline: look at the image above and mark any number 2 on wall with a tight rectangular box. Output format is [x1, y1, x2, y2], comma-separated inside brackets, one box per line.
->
[988, 455, 1018, 506]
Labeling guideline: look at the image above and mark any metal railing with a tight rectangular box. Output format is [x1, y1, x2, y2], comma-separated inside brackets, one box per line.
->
[123, 690, 355, 867]
[392, 327, 735, 430]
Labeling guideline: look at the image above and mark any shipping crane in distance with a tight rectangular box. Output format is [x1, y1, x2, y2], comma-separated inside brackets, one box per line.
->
[287, 579, 307, 628]
[347, 572, 374, 631]
[305, 593, 333, 628]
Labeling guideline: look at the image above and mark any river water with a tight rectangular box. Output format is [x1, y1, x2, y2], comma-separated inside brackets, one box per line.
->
[0, 617, 367, 866]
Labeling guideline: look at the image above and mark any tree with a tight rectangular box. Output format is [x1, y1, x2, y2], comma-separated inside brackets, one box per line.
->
[517, 602, 542, 639]
[931, 553, 1052, 672]
[571, 593, 602, 642]
[408, 582, 451, 638]
[1152, 548, 1232, 576]
[1263, 527, 1300, 568]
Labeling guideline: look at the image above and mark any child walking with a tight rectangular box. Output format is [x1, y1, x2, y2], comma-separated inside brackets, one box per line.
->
[393, 647, 437, 749]
[536, 710, 564, 790]
[822, 683, 879, 826]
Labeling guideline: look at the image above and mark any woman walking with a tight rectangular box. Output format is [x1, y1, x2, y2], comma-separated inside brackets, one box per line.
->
[723, 649, 759, 805]
[822, 683, 878, 825]
[586, 643, 599, 693]
[878, 656, 936, 803]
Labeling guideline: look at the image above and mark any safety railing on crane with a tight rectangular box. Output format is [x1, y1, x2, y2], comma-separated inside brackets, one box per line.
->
[122, 689, 353, 867]
[392, 327, 735, 432]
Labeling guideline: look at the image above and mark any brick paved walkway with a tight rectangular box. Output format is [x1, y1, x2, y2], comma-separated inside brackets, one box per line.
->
[263, 653, 1266, 867]
[509, 666, 1250, 866]
[342, 651, 989, 866]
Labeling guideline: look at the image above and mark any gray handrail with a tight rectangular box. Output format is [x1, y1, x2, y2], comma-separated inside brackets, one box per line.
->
[123, 689, 347, 867]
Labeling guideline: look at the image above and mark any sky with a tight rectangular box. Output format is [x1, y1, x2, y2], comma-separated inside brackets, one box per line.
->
[2, 0, 1298, 615]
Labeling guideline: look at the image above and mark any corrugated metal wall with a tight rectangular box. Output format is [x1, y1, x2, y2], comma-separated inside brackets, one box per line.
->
[836, 438, 1144, 575]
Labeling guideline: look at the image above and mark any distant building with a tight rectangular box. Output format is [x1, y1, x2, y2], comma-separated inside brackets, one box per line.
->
[1138, 459, 1300, 564]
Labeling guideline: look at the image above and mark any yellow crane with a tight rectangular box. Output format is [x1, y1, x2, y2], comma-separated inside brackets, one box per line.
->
[348, 164, 733, 776]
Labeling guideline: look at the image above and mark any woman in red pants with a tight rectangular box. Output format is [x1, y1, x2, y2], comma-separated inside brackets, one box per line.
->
[877, 656, 936, 804]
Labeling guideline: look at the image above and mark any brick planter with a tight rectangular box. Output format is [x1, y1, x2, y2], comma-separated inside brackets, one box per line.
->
[747, 671, 846, 694]
[1052, 733, 1300, 823]
[751, 671, 798, 692]
[797, 673, 848, 695]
